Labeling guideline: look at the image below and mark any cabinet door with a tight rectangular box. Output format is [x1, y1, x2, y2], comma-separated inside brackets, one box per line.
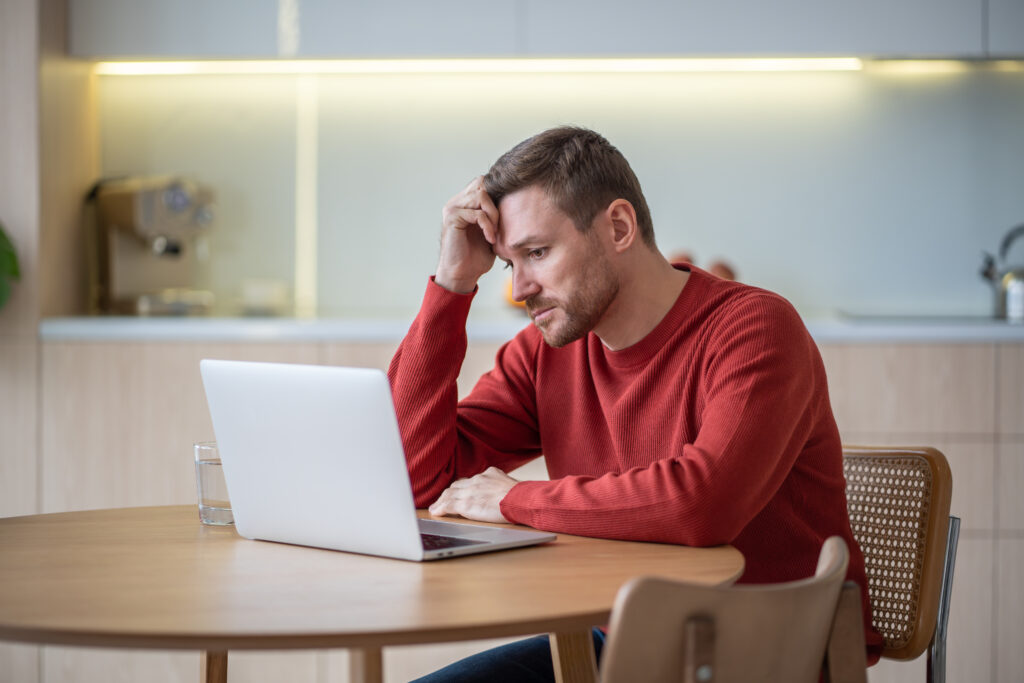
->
[817, 343, 996, 435]
[69, 0, 519, 59]
[69, 0, 278, 58]
[522, 0, 984, 57]
[998, 344, 1024, 436]
[298, 0, 520, 57]
[0, 341, 37, 518]
[71, 0, 988, 59]
[40, 341, 320, 513]
[989, 0, 1024, 56]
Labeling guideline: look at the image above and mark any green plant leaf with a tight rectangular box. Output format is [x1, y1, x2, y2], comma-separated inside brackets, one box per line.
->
[0, 225, 20, 281]
[0, 275, 10, 310]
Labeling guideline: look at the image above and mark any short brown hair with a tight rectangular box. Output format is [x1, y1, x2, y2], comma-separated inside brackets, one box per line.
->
[483, 126, 655, 247]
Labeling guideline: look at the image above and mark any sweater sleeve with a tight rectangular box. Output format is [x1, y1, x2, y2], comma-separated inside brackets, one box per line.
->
[388, 278, 544, 508]
[499, 293, 823, 546]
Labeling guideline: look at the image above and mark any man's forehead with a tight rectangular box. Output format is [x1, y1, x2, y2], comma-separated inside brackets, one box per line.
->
[496, 187, 571, 247]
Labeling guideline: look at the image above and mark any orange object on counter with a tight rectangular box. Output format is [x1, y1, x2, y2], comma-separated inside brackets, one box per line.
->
[505, 278, 526, 309]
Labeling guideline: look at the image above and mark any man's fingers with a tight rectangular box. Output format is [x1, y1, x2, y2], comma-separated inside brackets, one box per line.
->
[428, 489, 454, 516]
[477, 213, 497, 245]
[478, 190, 499, 239]
[447, 208, 488, 232]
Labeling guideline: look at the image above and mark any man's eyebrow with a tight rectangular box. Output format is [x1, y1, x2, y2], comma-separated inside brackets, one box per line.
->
[508, 234, 545, 250]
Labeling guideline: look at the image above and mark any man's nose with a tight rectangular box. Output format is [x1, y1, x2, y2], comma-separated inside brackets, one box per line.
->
[511, 268, 540, 302]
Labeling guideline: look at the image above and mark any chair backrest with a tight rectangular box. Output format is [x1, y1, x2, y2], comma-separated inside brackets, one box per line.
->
[601, 537, 850, 683]
[842, 446, 953, 661]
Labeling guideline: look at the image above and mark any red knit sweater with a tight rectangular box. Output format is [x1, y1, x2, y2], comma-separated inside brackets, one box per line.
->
[388, 265, 882, 657]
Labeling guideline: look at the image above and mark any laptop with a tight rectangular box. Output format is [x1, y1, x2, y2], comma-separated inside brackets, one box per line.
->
[199, 359, 556, 561]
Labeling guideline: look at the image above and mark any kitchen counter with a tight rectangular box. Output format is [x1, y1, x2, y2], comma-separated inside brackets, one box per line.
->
[39, 315, 1024, 343]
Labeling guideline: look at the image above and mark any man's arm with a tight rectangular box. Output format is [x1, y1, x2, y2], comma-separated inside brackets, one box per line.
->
[495, 295, 833, 546]
[387, 177, 542, 511]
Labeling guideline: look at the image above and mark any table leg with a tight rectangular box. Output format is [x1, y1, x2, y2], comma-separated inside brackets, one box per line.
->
[550, 630, 598, 683]
[201, 651, 227, 683]
[349, 646, 383, 683]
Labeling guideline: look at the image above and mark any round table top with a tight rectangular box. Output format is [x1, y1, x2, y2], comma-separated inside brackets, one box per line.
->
[0, 506, 744, 651]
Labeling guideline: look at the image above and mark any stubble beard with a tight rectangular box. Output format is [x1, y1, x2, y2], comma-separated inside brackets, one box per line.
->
[528, 255, 620, 348]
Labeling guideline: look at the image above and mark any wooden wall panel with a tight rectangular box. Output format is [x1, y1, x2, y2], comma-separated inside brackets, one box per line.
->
[321, 340, 505, 399]
[0, 341, 38, 518]
[997, 440, 1024, 532]
[944, 537, 996, 683]
[41, 648, 197, 683]
[996, 539, 1024, 683]
[458, 341, 504, 399]
[819, 344, 996, 436]
[0, 643, 38, 682]
[997, 344, 1024, 436]
[39, 0, 97, 318]
[40, 342, 320, 513]
[321, 342, 399, 372]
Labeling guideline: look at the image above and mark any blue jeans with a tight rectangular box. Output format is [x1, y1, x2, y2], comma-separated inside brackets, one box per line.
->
[409, 628, 606, 683]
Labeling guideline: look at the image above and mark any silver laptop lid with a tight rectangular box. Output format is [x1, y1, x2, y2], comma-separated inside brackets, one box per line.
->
[199, 359, 426, 561]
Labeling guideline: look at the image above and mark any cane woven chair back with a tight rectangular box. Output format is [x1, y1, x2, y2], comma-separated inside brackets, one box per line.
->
[601, 537, 850, 683]
[842, 446, 953, 661]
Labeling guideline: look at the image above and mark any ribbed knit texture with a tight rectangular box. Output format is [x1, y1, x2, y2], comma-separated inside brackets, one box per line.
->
[388, 265, 883, 659]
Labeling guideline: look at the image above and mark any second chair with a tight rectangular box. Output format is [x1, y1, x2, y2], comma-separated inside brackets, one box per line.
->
[600, 536, 858, 683]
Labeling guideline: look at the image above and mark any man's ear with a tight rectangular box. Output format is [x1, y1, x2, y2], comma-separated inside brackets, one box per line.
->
[605, 199, 638, 253]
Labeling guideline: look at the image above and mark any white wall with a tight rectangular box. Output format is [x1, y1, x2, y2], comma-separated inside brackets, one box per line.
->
[97, 66, 1024, 320]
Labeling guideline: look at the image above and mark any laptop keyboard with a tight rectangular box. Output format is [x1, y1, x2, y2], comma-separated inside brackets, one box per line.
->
[421, 533, 488, 550]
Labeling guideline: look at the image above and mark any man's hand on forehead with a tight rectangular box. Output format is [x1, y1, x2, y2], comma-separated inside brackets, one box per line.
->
[435, 176, 501, 294]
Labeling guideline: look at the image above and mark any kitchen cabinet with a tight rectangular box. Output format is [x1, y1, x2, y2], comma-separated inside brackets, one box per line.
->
[297, 1, 520, 58]
[69, 0, 994, 59]
[999, 344, 1024, 436]
[68, 0, 278, 58]
[818, 343, 996, 436]
[522, 0, 984, 58]
[989, 0, 1024, 56]
[39, 341, 321, 513]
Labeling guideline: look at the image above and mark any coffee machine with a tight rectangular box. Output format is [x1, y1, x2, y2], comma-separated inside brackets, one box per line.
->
[86, 176, 215, 315]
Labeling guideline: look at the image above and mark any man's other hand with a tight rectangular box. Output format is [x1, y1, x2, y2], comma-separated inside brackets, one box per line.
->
[428, 466, 518, 523]
[435, 176, 499, 294]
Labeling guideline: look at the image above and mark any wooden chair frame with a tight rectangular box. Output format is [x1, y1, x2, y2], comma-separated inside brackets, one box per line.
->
[601, 537, 852, 683]
[841, 446, 959, 683]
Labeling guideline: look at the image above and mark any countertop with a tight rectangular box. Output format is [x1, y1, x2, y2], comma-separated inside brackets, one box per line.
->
[39, 315, 1024, 343]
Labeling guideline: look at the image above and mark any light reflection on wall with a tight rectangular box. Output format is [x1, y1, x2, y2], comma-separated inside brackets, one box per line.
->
[96, 63, 1024, 319]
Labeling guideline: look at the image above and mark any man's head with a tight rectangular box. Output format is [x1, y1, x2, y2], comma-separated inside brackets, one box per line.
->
[494, 185, 621, 348]
[483, 126, 655, 248]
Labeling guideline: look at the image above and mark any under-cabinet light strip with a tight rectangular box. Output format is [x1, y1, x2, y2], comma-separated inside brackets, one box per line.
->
[93, 57, 865, 76]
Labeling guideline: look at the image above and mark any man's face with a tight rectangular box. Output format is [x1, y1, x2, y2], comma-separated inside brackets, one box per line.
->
[494, 186, 620, 348]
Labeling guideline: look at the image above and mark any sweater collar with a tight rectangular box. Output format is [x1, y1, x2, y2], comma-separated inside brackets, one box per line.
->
[595, 264, 706, 369]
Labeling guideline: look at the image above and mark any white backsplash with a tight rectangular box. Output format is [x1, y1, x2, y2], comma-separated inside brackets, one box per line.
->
[97, 66, 1024, 320]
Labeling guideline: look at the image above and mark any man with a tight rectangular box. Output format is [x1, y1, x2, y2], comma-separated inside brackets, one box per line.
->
[388, 127, 881, 681]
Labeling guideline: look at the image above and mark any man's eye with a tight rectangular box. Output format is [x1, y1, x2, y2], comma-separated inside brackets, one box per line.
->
[528, 248, 546, 260]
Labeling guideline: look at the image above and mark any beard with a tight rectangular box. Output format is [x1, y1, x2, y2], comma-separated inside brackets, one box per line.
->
[526, 250, 620, 348]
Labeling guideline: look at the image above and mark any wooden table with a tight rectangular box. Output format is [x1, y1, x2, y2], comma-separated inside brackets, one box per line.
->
[0, 506, 744, 683]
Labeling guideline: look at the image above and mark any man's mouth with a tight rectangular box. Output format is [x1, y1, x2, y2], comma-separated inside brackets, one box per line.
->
[529, 306, 555, 324]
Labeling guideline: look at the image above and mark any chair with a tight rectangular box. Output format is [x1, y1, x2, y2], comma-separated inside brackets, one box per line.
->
[601, 536, 852, 683]
[842, 446, 960, 683]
